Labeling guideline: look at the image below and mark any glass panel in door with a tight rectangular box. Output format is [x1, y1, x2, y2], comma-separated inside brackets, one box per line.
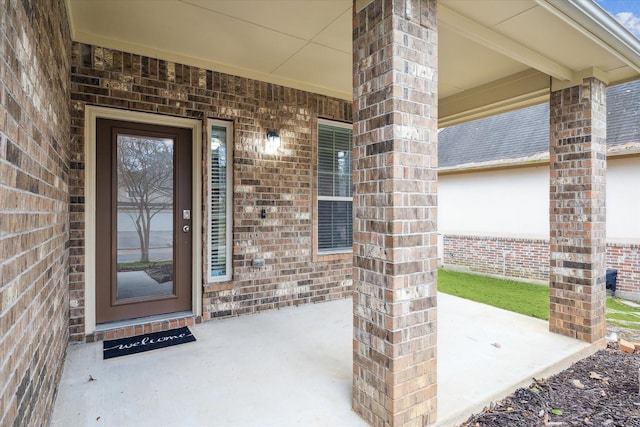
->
[116, 134, 175, 301]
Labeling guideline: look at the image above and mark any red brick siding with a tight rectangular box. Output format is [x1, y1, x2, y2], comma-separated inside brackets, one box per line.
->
[444, 235, 640, 296]
[69, 43, 353, 342]
[0, 1, 71, 426]
[442, 235, 549, 281]
[604, 244, 640, 295]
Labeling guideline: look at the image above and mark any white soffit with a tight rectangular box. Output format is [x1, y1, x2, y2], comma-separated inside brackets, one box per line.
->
[312, 8, 353, 54]
[494, 5, 624, 76]
[184, 0, 351, 41]
[439, 4, 574, 81]
[438, 26, 531, 97]
[441, 0, 536, 27]
[439, 0, 640, 124]
[537, 0, 640, 73]
[69, 0, 353, 99]
[67, 0, 640, 124]
[276, 44, 352, 92]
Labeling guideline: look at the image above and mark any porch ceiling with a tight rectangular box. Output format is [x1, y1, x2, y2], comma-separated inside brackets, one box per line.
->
[67, 0, 640, 126]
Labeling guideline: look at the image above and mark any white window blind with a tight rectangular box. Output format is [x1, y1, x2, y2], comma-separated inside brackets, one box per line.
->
[209, 121, 232, 281]
[318, 122, 353, 252]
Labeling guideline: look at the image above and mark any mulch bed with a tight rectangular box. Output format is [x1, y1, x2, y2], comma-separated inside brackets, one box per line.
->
[145, 264, 173, 283]
[460, 342, 640, 426]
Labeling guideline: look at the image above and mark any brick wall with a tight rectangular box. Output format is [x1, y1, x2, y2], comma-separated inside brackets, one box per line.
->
[69, 42, 353, 341]
[442, 235, 549, 282]
[549, 78, 607, 343]
[0, 1, 71, 426]
[607, 244, 640, 295]
[443, 235, 640, 296]
[353, 0, 439, 425]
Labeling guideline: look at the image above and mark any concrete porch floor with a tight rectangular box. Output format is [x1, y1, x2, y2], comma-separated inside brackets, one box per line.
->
[51, 293, 600, 427]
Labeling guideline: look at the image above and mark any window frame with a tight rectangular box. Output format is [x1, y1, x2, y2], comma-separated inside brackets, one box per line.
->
[207, 119, 233, 283]
[315, 118, 353, 258]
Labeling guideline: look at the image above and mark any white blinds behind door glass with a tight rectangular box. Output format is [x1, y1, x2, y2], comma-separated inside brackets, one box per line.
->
[210, 126, 227, 277]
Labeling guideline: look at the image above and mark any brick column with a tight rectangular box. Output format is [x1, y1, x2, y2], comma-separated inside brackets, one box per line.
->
[549, 77, 607, 343]
[352, 1, 438, 425]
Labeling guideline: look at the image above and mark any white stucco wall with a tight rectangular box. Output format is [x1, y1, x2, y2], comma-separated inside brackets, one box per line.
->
[438, 156, 640, 242]
[438, 165, 549, 239]
[607, 157, 640, 243]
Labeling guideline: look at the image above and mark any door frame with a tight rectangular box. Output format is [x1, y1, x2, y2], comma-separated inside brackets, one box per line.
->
[84, 106, 202, 334]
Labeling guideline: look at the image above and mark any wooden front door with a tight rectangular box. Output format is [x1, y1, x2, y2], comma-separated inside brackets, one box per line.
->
[96, 119, 192, 324]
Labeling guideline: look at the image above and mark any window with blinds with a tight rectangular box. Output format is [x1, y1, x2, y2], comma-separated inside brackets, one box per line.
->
[318, 121, 353, 252]
[209, 121, 232, 281]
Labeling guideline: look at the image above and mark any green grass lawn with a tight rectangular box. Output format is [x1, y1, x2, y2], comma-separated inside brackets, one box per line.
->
[439, 269, 640, 328]
[606, 297, 640, 330]
[607, 297, 639, 313]
[438, 269, 550, 320]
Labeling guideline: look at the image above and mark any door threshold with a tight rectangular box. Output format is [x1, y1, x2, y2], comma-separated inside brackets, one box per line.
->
[86, 311, 198, 343]
[95, 311, 194, 332]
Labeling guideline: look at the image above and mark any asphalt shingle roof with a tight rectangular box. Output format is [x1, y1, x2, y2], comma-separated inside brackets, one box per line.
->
[439, 80, 640, 168]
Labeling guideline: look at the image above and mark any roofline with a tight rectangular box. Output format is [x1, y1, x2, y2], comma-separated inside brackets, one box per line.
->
[536, 0, 640, 74]
[439, 143, 640, 175]
[439, 156, 549, 175]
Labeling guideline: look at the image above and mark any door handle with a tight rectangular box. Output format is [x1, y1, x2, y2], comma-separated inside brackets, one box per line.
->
[182, 225, 191, 233]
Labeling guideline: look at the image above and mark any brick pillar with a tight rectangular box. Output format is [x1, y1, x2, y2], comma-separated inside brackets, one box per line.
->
[352, 0, 438, 425]
[549, 77, 607, 343]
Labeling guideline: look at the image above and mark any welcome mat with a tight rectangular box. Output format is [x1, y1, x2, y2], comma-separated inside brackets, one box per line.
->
[103, 326, 196, 359]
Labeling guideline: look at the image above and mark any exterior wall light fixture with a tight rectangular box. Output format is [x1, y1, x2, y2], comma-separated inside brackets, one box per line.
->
[266, 129, 280, 145]
[265, 129, 281, 153]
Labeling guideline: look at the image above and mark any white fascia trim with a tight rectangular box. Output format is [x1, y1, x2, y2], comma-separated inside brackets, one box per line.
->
[439, 154, 549, 174]
[64, 0, 76, 40]
[439, 142, 640, 174]
[439, 69, 550, 128]
[551, 67, 610, 91]
[608, 142, 640, 157]
[537, 0, 640, 74]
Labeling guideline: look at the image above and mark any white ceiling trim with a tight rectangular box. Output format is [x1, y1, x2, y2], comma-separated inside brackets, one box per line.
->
[551, 67, 610, 91]
[355, 0, 373, 13]
[439, 5, 575, 81]
[439, 69, 550, 127]
[64, 0, 76, 39]
[536, 0, 640, 74]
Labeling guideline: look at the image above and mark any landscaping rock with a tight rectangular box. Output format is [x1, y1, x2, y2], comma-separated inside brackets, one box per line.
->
[619, 339, 636, 354]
